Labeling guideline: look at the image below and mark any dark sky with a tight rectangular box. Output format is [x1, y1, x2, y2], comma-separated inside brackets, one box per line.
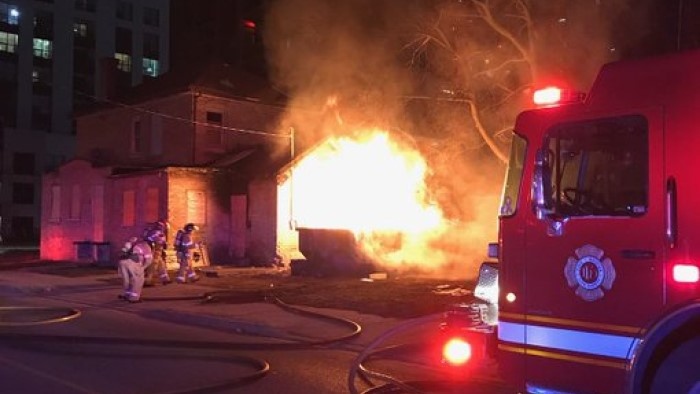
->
[613, 0, 699, 58]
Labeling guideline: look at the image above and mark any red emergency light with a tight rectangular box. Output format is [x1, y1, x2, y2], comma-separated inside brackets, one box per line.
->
[442, 337, 472, 366]
[672, 263, 700, 283]
[242, 20, 256, 29]
[533, 86, 585, 107]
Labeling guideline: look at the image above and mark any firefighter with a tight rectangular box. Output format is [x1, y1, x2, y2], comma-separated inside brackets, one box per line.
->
[117, 237, 153, 303]
[142, 219, 171, 285]
[174, 223, 200, 283]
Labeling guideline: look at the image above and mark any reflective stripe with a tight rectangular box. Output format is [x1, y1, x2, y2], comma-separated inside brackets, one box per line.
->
[499, 321, 639, 359]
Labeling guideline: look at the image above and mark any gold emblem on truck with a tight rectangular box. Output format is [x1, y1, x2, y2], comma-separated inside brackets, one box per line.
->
[564, 244, 616, 302]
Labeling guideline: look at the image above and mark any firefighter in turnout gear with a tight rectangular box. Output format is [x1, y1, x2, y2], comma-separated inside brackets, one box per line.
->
[142, 219, 171, 285]
[174, 223, 200, 283]
[117, 237, 153, 303]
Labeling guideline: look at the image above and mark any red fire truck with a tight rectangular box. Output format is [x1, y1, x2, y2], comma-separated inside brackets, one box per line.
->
[442, 50, 700, 393]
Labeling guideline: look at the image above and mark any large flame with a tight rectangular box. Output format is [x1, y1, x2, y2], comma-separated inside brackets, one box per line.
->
[290, 130, 442, 234]
[278, 128, 489, 274]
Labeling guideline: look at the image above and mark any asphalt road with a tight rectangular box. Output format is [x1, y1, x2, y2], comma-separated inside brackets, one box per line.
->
[0, 274, 492, 394]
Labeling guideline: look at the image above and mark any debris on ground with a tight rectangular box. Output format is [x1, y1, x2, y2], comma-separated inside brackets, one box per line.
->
[432, 284, 472, 297]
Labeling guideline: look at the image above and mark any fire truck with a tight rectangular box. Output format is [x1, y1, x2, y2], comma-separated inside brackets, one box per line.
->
[441, 50, 700, 393]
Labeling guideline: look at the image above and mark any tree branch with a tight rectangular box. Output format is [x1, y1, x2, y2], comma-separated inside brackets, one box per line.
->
[465, 98, 508, 164]
[470, 0, 533, 68]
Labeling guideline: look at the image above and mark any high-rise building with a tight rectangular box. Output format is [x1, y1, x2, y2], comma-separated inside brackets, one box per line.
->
[0, 0, 170, 242]
[170, 0, 265, 76]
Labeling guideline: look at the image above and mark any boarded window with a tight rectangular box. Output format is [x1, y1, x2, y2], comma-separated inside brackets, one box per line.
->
[49, 185, 61, 222]
[122, 190, 135, 226]
[204, 111, 223, 148]
[145, 187, 158, 222]
[70, 185, 81, 220]
[186, 190, 206, 224]
[206, 111, 223, 125]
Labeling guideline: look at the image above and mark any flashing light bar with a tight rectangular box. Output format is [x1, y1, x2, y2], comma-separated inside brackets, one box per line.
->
[672, 264, 700, 283]
[533, 86, 585, 107]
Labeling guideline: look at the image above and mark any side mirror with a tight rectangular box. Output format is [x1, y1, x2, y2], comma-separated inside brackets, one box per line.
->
[532, 149, 553, 219]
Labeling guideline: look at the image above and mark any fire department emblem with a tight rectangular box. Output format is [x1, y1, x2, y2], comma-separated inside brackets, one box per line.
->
[564, 244, 616, 302]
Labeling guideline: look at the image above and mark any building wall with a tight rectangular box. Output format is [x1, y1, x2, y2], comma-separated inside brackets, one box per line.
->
[40, 160, 173, 264]
[40, 160, 283, 267]
[248, 177, 280, 265]
[108, 170, 168, 260]
[76, 93, 194, 167]
[193, 93, 287, 165]
[40, 159, 112, 261]
[166, 167, 234, 265]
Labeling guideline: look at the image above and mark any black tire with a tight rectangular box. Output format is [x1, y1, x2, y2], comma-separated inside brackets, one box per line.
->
[650, 337, 700, 394]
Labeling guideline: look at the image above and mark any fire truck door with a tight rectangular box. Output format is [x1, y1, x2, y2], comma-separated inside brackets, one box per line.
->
[522, 110, 664, 392]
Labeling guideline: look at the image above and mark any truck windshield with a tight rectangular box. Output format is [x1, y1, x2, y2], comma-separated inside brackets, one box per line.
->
[499, 133, 527, 217]
[546, 115, 648, 217]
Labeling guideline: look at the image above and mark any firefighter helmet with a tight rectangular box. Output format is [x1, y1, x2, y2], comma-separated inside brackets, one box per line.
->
[155, 219, 170, 231]
[184, 223, 198, 232]
[122, 237, 138, 253]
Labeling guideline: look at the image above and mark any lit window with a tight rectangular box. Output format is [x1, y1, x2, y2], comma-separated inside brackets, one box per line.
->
[0, 3, 20, 25]
[32, 70, 39, 82]
[0, 31, 19, 53]
[73, 21, 87, 37]
[33, 38, 52, 59]
[142, 58, 159, 77]
[115, 52, 131, 72]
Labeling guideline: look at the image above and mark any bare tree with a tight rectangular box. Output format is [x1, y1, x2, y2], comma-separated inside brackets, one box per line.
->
[405, 0, 622, 164]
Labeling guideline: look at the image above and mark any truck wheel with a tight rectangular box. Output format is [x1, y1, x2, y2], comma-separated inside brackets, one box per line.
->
[649, 337, 700, 394]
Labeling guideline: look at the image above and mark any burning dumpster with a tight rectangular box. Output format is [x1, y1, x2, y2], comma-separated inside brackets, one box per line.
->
[293, 228, 375, 277]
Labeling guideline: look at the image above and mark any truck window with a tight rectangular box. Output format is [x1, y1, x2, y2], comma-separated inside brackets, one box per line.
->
[545, 115, 648, 217]
[500, 133, 527, 217]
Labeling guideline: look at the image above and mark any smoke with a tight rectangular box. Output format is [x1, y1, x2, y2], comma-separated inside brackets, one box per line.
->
[263, 0, 417, 146]
[263, 0, 637, 279]
[532, 0, 646, 90]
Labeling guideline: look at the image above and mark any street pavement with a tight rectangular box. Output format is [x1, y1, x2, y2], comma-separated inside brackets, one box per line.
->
[0, 262, 496, 393]
[0, 265, 415, 347]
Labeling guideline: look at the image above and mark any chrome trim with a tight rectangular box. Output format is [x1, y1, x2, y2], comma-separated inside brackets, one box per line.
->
[527, 383, 577, 394]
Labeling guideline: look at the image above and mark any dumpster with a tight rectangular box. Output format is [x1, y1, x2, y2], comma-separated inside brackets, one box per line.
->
[94, 242, 112, 267]
[74, 241, 94, 262]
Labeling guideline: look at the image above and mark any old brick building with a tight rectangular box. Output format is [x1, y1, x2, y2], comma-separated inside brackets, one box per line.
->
[40, 62, 290, 266]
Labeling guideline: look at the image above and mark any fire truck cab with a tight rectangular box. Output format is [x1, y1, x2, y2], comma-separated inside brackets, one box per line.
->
[462, 50, 700, 393]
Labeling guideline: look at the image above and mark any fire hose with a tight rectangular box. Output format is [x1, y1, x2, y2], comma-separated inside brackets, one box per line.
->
[348, 309, 509, 394]
[0, 292, 363, 393]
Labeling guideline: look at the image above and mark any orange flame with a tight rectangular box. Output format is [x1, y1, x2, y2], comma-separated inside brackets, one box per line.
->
[279, 128, 490, 274]
[291, 129, 442, 234]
